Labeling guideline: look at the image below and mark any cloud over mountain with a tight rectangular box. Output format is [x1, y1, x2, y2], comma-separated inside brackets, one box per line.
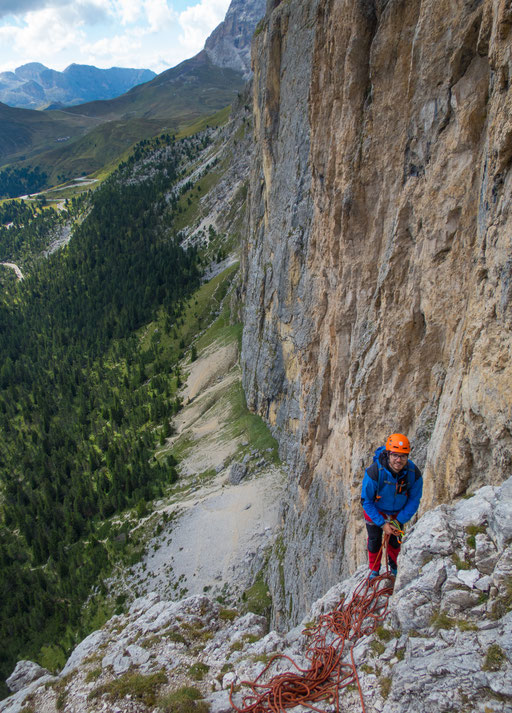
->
[0, 1, 232, 75]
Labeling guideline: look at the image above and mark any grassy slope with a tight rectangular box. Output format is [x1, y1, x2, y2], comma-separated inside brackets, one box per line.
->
[0, 53, 246, 188]
[188, 291, 279, 461]
[1, 105, 233, 216]
[24, 117, 166, 185]
[64, 52, 244, 122]
[0, 102, 98, 162]
[88, 106, 232, 185]
[39, 102, 234, 188]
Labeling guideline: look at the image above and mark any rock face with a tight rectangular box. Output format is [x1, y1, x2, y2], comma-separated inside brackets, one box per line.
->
[205, 0, 267, 77]
[377, 478, 512, 712]
[242, 0, 512, 624]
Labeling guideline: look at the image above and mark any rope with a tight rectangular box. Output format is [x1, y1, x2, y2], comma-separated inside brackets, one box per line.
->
[230, 537, 395, 713]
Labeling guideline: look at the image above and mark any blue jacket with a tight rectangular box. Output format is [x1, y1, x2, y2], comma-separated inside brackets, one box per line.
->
[361, 449, 423, 527]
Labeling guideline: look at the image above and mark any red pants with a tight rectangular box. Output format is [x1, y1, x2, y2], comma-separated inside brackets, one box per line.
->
[364, 511, 401, 572]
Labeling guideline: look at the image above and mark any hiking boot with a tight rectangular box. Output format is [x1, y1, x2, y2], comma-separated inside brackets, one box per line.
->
[389, 565, 397, 578]
[369, 570, 380, 581]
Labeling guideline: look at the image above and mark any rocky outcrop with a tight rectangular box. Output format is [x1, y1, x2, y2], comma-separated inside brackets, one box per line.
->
[5, 661, 49, 693]
[205, 0, 266, 78]
[351, 477, 512, 712]
[0, 593, 273, 713]
[242, 0, 512, 624]
[3, 480, 510, 713]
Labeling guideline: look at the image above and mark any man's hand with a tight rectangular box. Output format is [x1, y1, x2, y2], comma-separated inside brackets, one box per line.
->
[383, 521, 401, 536]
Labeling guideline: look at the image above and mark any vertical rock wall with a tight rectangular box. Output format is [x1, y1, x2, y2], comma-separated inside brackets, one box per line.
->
[242, 0, 512, 625]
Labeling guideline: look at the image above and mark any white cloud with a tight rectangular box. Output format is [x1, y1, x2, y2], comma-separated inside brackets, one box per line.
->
[0, 0, 110, 24]
[75, 0, 113, 26]
[112, 0, 143, 25]
[83, 32, 143, 67]
[81, 1, 177, 70]
[5, 7, 86, 60]
[0, 1, 112, 70]
[82, 23, 185, 72]
[178, 0, 229, 53]
[145, 0, 175, 32]
[0, 0, 232, 76]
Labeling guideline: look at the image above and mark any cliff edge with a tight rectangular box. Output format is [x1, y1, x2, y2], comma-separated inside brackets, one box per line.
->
[242, 0, 512, 623]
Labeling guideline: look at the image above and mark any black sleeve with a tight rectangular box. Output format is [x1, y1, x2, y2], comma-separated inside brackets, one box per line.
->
[366, 462, 379, 481]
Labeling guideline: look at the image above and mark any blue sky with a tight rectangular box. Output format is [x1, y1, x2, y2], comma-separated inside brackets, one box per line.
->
[0, 0, 232, 75]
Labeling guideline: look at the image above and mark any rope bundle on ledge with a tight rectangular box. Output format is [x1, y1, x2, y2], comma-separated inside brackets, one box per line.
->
[231, 546, 394, 713]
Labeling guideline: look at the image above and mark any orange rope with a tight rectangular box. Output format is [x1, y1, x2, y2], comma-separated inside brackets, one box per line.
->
[230, 538, 394, 713]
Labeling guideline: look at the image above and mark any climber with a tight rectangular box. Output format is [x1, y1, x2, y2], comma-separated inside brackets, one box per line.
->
[361, 433, 423, 580]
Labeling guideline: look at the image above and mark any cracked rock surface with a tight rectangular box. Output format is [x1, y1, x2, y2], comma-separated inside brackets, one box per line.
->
[3, 479, 510, 713]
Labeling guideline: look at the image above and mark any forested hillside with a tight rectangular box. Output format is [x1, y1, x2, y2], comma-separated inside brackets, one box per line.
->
[0, 200, 59, 266]
[0, 128, 231, 696]
[0, 166, 48, 199]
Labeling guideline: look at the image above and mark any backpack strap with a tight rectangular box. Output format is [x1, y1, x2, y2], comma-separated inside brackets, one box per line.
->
[401, 461, 420, 494]
[366, 461, 383, 500]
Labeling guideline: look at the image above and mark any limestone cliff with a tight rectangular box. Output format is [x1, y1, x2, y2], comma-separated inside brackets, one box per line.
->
[205, 0, 266, 78]
[242, 0, 512, 624]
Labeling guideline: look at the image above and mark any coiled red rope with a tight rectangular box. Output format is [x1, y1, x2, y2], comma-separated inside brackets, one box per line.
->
[230, 538, 394, 713]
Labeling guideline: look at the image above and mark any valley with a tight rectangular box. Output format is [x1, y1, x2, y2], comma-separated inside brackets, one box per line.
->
[0, 96, 258, 695]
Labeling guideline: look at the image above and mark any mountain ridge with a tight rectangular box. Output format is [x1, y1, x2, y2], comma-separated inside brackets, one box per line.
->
[0, 63, 156, 110]
[63, 51, 245, 121]
[0, 0, 265, 190]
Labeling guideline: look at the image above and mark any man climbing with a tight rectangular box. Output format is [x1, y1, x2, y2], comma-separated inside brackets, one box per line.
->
[361, 433, 423, 580]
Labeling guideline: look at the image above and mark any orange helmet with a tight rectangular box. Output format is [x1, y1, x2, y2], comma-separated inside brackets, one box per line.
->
[386, 433, 411, 454]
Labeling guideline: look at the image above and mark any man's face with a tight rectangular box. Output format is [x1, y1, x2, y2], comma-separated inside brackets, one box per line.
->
[388, 451, 408, 473]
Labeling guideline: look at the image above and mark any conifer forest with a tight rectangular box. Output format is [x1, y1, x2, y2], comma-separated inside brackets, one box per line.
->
[0, 133, 216, 695]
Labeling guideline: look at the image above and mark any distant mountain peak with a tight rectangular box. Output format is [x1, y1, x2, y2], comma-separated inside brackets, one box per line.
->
[204, 0, 266, 78]
[64, 63, 92, 71]
[16, 62, 47, 72]
[14, 63, 49, 82]
[0, 64, 156, 110]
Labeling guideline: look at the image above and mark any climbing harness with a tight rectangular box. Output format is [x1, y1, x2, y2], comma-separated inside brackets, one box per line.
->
[230, 537, 396, 713]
